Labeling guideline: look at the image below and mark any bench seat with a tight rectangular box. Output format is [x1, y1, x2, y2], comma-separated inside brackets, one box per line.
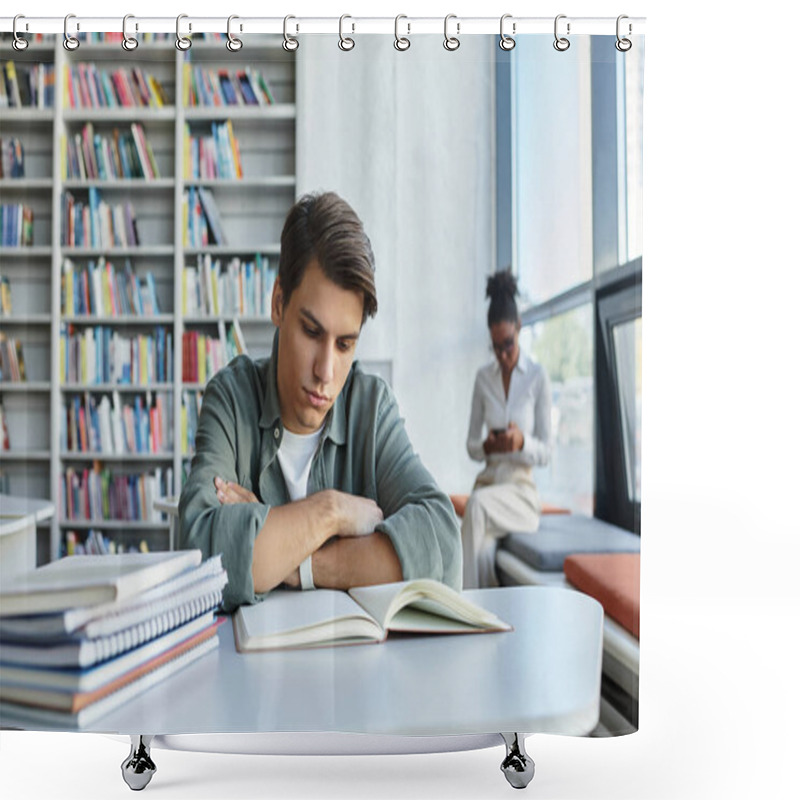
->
[499, 513, 640, 572]
[494, 512, 640, 735]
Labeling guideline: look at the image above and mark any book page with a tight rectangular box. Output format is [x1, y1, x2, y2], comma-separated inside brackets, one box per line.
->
[234, 589, 380, 648]
[349, 580, 511, 632]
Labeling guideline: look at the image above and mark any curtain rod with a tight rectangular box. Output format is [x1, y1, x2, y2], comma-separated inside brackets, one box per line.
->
[1, 16, 645, 37]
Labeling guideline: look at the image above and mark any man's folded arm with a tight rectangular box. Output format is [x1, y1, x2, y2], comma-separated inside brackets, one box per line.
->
[178, 379, 270, 610]
[371, 385, 463, 590]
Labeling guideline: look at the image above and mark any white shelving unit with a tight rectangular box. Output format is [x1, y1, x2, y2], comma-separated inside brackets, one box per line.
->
[0, 36, 296, 562]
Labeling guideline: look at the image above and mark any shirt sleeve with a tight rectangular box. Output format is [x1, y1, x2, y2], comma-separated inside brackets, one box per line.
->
[466, 373, 487, 463]
[177, 374, 269, 611]
[520, 367, 552, 467]
[371, 385, 463, 591]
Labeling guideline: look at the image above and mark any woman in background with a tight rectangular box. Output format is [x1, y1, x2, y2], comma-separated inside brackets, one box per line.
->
[462, 270, 552, 588]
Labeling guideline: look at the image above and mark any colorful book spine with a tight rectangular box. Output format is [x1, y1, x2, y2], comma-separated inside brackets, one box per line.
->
[182, 254, 274, 316]
[60, 467, 173, 523]
[62, 124, 161, 181]
[61, 390, 173, 455]
[60, 324, 172, 386]
[188, 65, 275, 106]
[64, 64, 171, 109]
[185, 121, 244, 179]
[61, 259, 161, 317]
[181, 329, 242, 384]
[0, 204, 34, 246]
[61, 191, 140, 248]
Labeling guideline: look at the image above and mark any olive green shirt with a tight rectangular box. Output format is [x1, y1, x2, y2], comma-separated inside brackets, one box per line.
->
[178, 336, 462, 610]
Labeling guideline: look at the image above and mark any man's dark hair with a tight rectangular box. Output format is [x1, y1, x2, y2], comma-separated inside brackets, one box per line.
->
[278, 192, 378, 324]
[486, 269, 519, 327]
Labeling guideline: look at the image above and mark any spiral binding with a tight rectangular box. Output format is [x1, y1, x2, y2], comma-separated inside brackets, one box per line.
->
[2, 14, 637, 52]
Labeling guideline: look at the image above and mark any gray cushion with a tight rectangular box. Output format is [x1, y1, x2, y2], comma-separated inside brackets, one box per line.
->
[498, 513, 640, 572]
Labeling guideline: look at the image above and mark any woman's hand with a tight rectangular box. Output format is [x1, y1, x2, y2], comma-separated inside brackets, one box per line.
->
[484, 424, 524, 454]
[214, 476, 258, 504]
[506, 421, 524, 452]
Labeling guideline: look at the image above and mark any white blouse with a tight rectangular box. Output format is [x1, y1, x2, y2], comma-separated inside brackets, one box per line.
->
[466, 351, 552, 467]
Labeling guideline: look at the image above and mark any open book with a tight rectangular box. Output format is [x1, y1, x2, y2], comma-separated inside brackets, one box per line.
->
[233, 579, 511, 652]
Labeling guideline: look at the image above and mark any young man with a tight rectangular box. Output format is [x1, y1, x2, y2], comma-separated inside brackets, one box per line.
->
[179, 192, 462, 610]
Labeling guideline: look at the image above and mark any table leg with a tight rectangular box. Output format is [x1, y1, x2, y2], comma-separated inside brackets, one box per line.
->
[121, 735, 157, 791]
[500, 732, 535, 789]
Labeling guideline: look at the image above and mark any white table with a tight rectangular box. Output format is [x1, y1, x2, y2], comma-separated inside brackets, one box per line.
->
[0, 494, 54, 584]
[1, 584, 603, 790]
[100, 586, 602, 790]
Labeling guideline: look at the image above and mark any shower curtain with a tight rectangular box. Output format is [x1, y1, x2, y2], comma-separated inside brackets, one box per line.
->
[0, 12, 644, 793]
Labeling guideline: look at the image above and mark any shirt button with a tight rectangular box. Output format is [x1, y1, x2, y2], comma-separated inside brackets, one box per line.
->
[274, 428, 280, 439]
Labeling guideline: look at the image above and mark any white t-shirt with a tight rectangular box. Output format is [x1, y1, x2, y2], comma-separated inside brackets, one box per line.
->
[276, 427, 324, 501]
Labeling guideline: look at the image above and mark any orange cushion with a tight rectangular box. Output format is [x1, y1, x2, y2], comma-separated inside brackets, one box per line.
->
[449, 494, 469, 518]
[449, 494, 571, 519]
[564, 553, 640, 639]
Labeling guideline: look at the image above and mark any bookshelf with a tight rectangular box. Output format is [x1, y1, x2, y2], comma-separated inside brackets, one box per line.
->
[0, 36, 296, 562]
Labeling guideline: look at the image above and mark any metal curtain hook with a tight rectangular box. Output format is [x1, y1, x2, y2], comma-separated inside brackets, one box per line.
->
[443, 14, 460, 51]
[283, 15, 299, 51]
[394, 14, 410, 51]
[499, 14, 515, 51]
[616, 15, 632, 52]
[338, 15, 355, 51]
[176, 14, 192, 50]
[554, 14, 570, 51]
[12, 14, 29, 51]
[63, 13, 80, 51]
[227, 15, 243, 51]
[122, 14, 139, 51]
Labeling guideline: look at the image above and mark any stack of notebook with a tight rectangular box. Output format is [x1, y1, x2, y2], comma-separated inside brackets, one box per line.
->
[0, 549, 227, 728]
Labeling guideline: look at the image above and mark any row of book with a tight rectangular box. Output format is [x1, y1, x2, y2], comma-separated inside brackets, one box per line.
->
[182, 322, 247, 385]
[1, 276, 12, 315]
[0, 550, 226, 728]
[184, 63, 275, 107]
[60, 324, 173, 386]
[61, 258, 162, 318]
[61, 189, 140, 248]
[64, 63, 171, 109]
[183, 185, 226, 247]
[1, 137, 25, 179]
[0, 332, 27, 382]
[62, 122, 161, 181]
[1, 203, 34, 247]
[63, 529, 154, 557]
[183, 254, 275, 317]
[185, 120, 243, 179]
[61, 390, 173, 456]
[61, 465, 171, 524]
[1, 61, 56, 109]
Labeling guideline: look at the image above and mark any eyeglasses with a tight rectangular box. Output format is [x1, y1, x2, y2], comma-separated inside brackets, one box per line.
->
[491, 336, 516, 356]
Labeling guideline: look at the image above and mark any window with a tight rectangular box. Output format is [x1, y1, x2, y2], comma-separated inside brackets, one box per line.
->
[500, 36, 644, 529]
[520, 305, 594, 515]
[511, 36, 593, 306]
[613, 317, 642, 503]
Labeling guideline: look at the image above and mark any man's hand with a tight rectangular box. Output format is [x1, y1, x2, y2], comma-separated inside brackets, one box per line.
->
[215, 476, 258, 505]
[327, 490, 384, 537]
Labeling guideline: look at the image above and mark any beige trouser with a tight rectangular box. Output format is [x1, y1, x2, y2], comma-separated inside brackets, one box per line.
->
[461, 462, 541, 589]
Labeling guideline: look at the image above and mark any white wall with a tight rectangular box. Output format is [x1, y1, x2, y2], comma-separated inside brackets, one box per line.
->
[296, 35, 496, 494]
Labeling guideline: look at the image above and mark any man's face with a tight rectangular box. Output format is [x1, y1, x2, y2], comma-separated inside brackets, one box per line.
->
[271, 259, 363, 434]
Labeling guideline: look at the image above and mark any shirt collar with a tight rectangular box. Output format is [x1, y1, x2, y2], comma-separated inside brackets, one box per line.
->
[490, 350, 529, 376]
[259, 329, 348, 446]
